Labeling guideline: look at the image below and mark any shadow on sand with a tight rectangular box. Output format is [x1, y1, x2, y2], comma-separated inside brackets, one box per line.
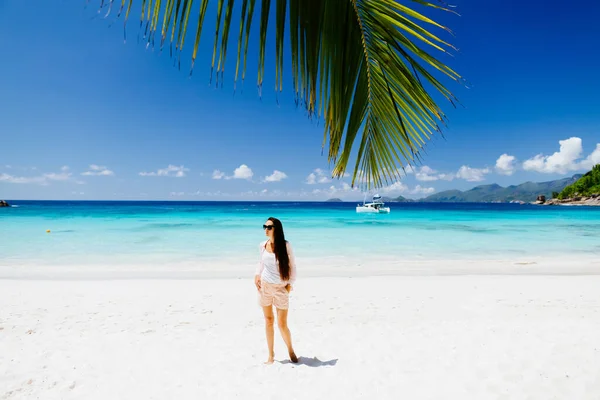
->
[280, 356, 338, 367]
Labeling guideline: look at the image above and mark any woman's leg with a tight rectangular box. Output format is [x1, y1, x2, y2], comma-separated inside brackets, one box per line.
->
[276, 308, 298, 363]
[262, 305, 275, 364]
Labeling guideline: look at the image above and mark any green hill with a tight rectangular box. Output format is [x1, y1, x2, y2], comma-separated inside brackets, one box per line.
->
[422, 174, 582, 203]
[558, 165, 600, 199]
[383, 195, 414, 202]
[420, 189, 465, 202]
[345, 174, 586, 203]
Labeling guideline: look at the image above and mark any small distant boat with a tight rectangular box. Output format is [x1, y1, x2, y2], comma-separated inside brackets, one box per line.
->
[356, 194, 390, 214]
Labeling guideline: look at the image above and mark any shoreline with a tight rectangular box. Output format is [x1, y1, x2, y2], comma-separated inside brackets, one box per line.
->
[533, 195, 600, 206]
[2, 256, 600, 280]
[540, 200, 600, 206]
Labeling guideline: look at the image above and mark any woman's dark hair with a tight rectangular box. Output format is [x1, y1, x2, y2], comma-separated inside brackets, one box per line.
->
[267, 217, 290, 281]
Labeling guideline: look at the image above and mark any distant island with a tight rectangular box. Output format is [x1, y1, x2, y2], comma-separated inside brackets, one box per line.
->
[325, 198, 343, 202]
[421, 174, 583, 203]
[381, 195, 414, 203]
[328, 172, 596, 203]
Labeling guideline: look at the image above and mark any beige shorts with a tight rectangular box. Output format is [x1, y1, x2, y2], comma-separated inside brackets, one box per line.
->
[259, 282, 290, 310]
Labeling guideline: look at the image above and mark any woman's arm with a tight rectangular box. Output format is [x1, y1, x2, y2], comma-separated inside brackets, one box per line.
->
[287, 241, 297, 286]
[255, 242, 265, 276]
[255, 242, 265, 290]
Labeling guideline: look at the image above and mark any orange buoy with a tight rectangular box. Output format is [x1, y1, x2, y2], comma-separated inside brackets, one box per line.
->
[46, 229, 51, 233]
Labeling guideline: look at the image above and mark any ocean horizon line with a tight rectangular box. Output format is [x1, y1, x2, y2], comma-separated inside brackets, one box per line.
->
[4, 199, 345, 203]
[0, 198, 535, 203]
[2, 199, 425, 204]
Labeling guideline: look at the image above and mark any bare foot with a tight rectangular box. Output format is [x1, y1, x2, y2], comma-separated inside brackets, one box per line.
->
[289, 351, 298, 363]
[264, 354, 275, 365]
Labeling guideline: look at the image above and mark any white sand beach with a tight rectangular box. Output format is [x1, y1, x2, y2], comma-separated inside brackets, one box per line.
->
[2, 272, 600, 399]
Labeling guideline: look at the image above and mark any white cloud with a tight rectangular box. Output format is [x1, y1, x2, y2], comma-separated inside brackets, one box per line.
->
[341, 182, 360, 192]
[0, 166, 74, 185]
[212, 170, 225, 180]
[495, 154, 517, 176]
[410, 185, 436, 195]
[230, 164, 253, 180]
[263, 170, 288, 183]
[580, 143, 600, 170]
[239, 189, 285, 198]
[44, 171, 72, 181]
[415, 166, 440, 181]
[346, 167, 408, 185]
[412, 166, 455, 182]
[81, 164, 114, 176]
[522, 137, 600, 173]
[190, 189, 311, 199]
[522, 137, 583, 174]
[437, 173, 455, 181]
[169, 192, 185, 196]
[191, 190, 230, 197]
[213, 164, 254, 180]
[310, 178, 435, 200]
[310, 181, 359, 197]
[381, 181, 409, 194]
[305, 168, 331, 184]
[139, 164, 189, 178]
[312, 180, 432, 200]
[0, 173, 46, 184]
[3, 165, 38, 171]
[455, 166, 490, 182]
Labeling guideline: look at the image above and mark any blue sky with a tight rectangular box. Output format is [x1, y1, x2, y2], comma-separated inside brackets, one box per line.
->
[1, 0, 599, 200]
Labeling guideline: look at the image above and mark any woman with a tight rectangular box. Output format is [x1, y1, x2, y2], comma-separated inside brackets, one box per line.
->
[255, 217, 298, 365]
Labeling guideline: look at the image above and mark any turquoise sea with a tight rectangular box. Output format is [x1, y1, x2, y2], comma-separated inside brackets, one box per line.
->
[1, 201, 599, 275]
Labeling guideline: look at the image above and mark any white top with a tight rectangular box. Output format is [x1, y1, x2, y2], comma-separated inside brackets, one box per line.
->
[255, 240, 297, 285]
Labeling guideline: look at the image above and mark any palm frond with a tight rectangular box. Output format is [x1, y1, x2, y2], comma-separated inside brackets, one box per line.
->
[99, 0, 461, 188]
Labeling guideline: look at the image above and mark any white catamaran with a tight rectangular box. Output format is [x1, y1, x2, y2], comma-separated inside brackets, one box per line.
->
[356, 194, 391, 214]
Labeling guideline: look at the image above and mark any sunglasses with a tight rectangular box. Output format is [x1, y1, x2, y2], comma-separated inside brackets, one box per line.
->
[262, 225, 274, 230]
